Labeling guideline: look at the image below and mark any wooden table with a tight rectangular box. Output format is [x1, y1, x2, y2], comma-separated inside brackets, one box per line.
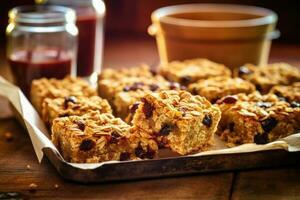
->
[0, 38, 300, 200]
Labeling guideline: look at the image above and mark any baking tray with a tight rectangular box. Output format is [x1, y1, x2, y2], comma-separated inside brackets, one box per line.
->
[43, 147, 300, 183]
[1, 76, 300, 183]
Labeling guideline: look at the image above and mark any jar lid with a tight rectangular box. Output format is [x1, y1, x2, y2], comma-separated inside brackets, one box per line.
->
[9, 5, 76, 24]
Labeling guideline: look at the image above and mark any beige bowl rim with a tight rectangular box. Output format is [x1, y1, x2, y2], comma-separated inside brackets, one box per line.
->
[151, 4, 278, 28]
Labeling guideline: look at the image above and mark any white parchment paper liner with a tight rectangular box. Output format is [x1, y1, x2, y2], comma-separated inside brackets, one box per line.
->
[0, 75, 299, 170]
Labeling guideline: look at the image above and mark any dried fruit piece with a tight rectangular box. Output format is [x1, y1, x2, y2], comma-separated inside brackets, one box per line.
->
[130, 102, 140, 114]
[79, 139, 96, 151]
[120, 152, 131, 161]
[254, 133, 269, 144]
[109, 132, 121, 143]
[141, 98, 154, 118]
[75, 120, 85, 131]
[202, 114, 212, 127]
[229, 122, 235, 132]
[169, 82, 180, 90]
[159, 124, 173, 136]
[180, 76, 192, 85]
[135, 144, 146, 158]
[261, 117, 278, 133]
[219, 96, 238, 104]
[64, 96, 77, 108]
[149, 84, 159, 91]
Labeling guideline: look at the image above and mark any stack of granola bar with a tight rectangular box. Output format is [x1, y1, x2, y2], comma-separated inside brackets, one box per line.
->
[30, 59, 300, 163]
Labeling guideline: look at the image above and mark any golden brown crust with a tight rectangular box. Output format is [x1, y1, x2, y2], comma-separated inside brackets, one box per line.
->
[269, 82, 300, 103]
[235, 63, 300, 93]
[159, 58, 231, 85]
[42, 96, 112, 127]
[31, 76, 96, 113]
[188, 77, 255, 103]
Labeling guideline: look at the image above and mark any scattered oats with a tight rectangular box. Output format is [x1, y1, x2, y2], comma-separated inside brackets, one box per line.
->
[29, 183, 37, 193]
[4, 132, 13, 141]
[54, 184, 59, 189]
[26, 164, 31, 170]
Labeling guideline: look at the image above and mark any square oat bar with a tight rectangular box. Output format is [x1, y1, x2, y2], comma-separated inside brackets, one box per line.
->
[159, 58, 231, 85]
[42, 96, 112, 127]
[235, 63, 300, 93]
[31, 76, 96, 113]
[216, 92, 300, 147]
[51, 112, 158, 163]
[188, 77, 255, 103]
[131, 90, 221, 155]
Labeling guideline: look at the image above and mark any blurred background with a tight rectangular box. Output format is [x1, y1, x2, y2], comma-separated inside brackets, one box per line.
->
[1, 0, 300, 72]
[1, 0, 300, 42]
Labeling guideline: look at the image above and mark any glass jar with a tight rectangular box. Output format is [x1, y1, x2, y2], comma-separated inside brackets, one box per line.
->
[6, 5, 78, 97]
[37, 0, 106, 82]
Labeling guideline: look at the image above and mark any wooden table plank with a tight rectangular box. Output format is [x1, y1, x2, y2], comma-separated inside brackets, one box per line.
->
[0, 118, 233, 200]
[231, 168, 300, 200]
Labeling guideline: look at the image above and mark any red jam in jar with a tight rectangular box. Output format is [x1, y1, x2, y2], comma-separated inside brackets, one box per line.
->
[6, 5, 78, 97]
[9, 48, 72, 96]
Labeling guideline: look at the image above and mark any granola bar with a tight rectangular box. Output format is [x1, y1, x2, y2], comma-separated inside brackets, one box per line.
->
[99, 71, 183, 120]
[235, 63, 300, 93]
[216, 92, 300, 147]
[188, 77, 255, 103]
[159, 58, 231, 85]
[42, 96, 112, 127]
[31, 76, 96, 113]
[98, 64, 154, 80]
[131, 90, 221, 155]
[269, 82, 300, 104]
[51, 111, 158, 163]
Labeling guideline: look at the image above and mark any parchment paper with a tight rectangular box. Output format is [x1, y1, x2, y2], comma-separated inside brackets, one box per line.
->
[0, 75, 299, 169]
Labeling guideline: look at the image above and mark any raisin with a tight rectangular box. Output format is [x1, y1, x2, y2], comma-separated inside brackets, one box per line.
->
[120, 152, 131, 161]
[229, 122, 235, 132]
[79, 139, 95, 151]
[149, 84, 159, 91]
[274, 92, 287, 102]
[169, 82, 180, 90]
[219, 96, 238, 104]
[256, 102, 272, 108]
[64, 96, 77, 108]
[135, 144, 146, 158]
[180, 76, 192, 85]
[254, 133, 269, 144]
[123, 86, 131, 92]
[159, 124, 173, 136]
[58, 113, 69, 117]
[109, 132, 121, 143]
[255, 84, 262, 92]
[238, 66, 253, 76]
[150, 68, 158, 76]
[145, 146, 156, 159]
[261, 117, 278, 133]
[130, 102, 140, 114]
[157, 140, 167, 149]
[202, 114, 212, 127]
[141, 98, 154, 118]
[180, 85, 187, 90]
[75, 120, 85, 131]
[291, 101, 300, 108]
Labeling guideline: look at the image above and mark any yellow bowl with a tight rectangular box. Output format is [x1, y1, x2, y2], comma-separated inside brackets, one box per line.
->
[149, 4, 278, 69]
